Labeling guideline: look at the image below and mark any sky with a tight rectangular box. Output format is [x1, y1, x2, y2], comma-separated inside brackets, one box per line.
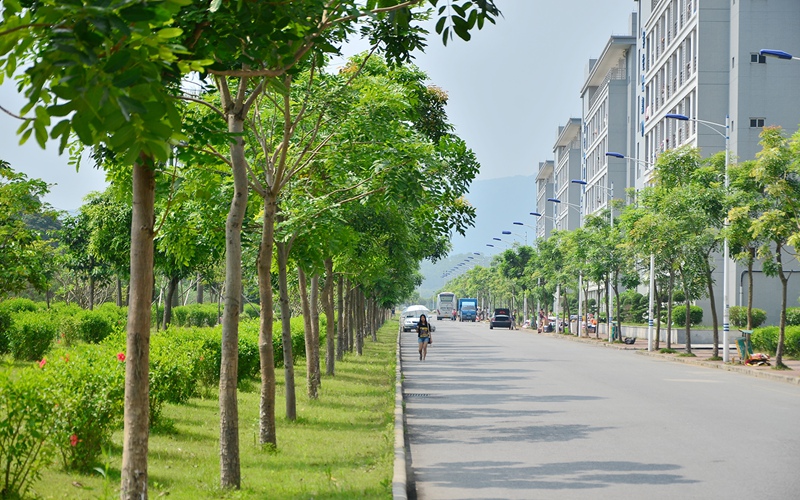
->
[1, 1, 637, 212]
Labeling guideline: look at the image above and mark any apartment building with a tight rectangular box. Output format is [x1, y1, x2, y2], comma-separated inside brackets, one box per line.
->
[551, 118, 583, 231]
[580, 30, 637, 221]
[532, 0, 800, 324]
[534, 160, 555, 240]
[632, 0, 800, 326]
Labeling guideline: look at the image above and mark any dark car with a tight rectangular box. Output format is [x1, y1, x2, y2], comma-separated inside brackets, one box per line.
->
[490, 308, 513, 329]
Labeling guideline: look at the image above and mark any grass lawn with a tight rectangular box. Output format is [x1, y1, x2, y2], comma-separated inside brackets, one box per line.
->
[28, 320, 398, 499]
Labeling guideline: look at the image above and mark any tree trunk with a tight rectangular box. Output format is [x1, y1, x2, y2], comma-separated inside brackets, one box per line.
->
[162, 274, 179, 330]
[310, 274, 321, 389]
[613, 269, 622, 341]
[704, 257, 719, 358]
[684, 297, 692, 355]
[370, 296, 378, 342]
[747, 249, 755, 329]
[219, 111, 249, 490]
[120, 155, 155, 500]
[654, 280, 661, 350]
[356, 289, 364, 356]
[666, 271, 675, 349]
[89, 272, 95, 310]
[257, 193, 277, 447]
[196, 273, 204, 304]
[298, 267, 317, 400]
[336, 274, 344, 362]
[776, 242, 788, 368]
[276, 240, 296, 420]
[116, 276, 123, 307]
[323, 259, 336, 376]
[347, 285, 355, 352]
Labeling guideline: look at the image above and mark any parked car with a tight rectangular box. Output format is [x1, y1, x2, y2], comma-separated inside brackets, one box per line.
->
[489, 308, 513, 329]
[401, 305, 436, 333]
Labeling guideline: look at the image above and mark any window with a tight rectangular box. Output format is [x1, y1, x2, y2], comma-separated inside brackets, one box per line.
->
[750, 118, 765, 128]
[751, 53, 766, 64]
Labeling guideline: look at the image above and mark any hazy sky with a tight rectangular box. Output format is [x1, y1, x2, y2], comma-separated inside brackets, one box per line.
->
[1, 1, 636, 211]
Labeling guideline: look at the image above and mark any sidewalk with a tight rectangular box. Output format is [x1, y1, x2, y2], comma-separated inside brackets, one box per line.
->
[526, 327, 800, 386]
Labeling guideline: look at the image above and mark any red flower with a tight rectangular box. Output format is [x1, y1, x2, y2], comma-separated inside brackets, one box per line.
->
[38, 358, 47, 369]
[117, 352, 126, 362]
[63, 355, 70, 363]
[69, 434, 79, 447]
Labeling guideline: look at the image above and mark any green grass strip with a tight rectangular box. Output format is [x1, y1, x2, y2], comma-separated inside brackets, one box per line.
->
[33, 320, 399, 499]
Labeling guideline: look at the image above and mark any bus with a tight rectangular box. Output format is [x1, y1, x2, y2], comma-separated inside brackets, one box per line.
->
[436, 292, 456, 320]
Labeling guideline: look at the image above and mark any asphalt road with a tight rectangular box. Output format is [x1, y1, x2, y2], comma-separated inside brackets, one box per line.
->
[401, 318, 800, 500]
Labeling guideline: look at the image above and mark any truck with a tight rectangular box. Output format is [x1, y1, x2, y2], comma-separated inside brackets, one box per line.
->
[457, 298, 478, 322]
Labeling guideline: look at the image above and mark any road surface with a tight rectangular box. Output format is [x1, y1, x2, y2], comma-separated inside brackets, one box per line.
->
[401, 318, 800, 499]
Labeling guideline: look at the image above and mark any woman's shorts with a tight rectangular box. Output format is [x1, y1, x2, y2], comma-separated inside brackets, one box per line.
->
[418, 337, 429, 344]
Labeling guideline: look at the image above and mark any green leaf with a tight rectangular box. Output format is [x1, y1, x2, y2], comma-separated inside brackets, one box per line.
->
[48, 103, 73, 117]
[209, 0, 223, 13]
[156, 27, 183, 40]
[112, 67, 143, 88]
[103, 50, 131, 74]
[435, 16, 447, 34]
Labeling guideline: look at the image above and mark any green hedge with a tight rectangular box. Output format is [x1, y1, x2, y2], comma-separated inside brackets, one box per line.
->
[171, 303, 220, 327]
[670, 305, 703, 327]
[0, 368, 56, 497]
[751, 326, 800, 358]
[44, 345, 126, 472]
[785, 307, 800, 326]
[7, 312, 57, 361]
[729, 306, 767, 328]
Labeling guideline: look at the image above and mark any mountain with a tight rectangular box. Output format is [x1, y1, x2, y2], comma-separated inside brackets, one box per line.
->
[416, 174, 537, 298]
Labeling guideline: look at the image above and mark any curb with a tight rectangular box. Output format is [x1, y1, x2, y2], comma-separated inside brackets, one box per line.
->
[531, 329, 800, 386]
[392, 327, 408, 500]
[634, 349, 800, 386]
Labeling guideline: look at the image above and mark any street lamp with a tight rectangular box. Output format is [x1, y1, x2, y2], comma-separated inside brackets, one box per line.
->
[502, 229, 526, 244]
[666, 112, 731, 361]
[603, 152, 657, 350]
[759, 49, 800, 61]
[571, 176, 616, 341]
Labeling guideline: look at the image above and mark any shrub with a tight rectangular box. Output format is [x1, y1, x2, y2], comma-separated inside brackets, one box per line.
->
[751, 327, 779, 354]
[45, 345, 126, 472]
[0, 308, 11, 355]
[618, 290, 647, 323]
[95, 303, 128, 330]
[172, 304, 219, 327]
[0, 298, 39, 314]
[785, 307, 800, 326]
[671, 305, 703, 327]
[48, 302, 84, 347]
[78, 310, 115, 343]
[751, 326, 800, 358]
[0, 368, 57, 498]
[729, 306, 767, 328]
[7, 311, 57, 361]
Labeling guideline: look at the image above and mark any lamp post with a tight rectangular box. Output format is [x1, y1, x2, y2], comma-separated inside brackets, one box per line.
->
[605, 152, 656, 350]
[492, 237, 510, 248]
[759, 49, 800, 61]
[665, 113, 731, 362]
[546, 197, 582, 334]
[502, 229, 526, 245]
[571, 177, 616, 341]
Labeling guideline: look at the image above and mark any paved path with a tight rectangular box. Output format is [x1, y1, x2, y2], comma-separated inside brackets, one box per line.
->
[401, 318, 800, 499]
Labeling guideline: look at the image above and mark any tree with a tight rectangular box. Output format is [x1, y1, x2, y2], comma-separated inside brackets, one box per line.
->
[0, 160, 58, 297]
[730, 126, 800, 369]
[2, 1, 212, 496]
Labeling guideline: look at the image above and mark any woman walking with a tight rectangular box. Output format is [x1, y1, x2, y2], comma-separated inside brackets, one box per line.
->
[417, 314, 432, 360]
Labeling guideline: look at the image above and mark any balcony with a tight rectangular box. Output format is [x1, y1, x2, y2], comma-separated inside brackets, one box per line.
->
[589, 66, 628, 109]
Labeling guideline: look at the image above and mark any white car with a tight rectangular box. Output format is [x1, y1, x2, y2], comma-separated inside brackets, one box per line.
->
[401, 305, 435, 333]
